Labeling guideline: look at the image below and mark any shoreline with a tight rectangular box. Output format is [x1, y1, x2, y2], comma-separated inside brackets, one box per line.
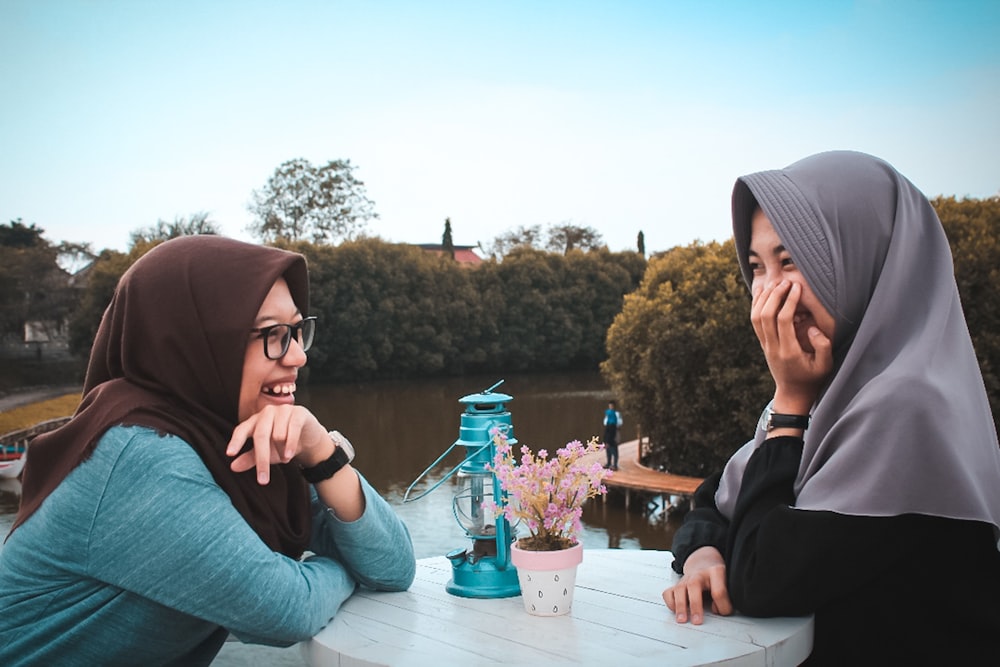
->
[0, 385, 83, 413]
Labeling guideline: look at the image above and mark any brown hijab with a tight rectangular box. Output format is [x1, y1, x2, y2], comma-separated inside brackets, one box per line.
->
[13, 236, 313, 557]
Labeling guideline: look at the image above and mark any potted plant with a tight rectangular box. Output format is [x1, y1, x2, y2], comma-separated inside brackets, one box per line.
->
[487, 428, 611, 615]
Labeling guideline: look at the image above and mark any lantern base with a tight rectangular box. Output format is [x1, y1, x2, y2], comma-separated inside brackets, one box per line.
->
[446, 552, 521, 599]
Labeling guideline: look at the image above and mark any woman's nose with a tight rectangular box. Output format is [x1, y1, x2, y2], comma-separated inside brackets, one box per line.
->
[282, 337, 308, 367]
[763, 267, 782, 290]
[754, 274, 776, 291]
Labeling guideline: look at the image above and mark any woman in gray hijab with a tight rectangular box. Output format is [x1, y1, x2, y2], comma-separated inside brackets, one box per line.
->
[662, 151, 1000, 665]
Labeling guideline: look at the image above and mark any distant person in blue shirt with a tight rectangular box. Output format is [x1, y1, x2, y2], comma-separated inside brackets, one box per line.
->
[602, 401, 623, 470]
[0, 236, 416, 666]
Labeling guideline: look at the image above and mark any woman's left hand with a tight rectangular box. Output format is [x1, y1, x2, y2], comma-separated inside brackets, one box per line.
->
[663, 546, 733, 624]
[226, 405, 331, 485]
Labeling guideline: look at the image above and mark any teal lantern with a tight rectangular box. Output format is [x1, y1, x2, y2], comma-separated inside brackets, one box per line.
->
[404, 380, 520, 598]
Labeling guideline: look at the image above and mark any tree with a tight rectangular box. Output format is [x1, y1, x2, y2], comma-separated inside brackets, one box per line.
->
[442, 217, 455, 260]
[484, 222, 605, 259]
[0, 219, 45, 248]
[935, 195, 1000, 421]
[0, 220, 82, 346]
[562, 250, 642, 366]
[284, 238, 488, 381]
[472, 247, 643, 372]
[481, 248, 567, 370]
[602, 240, 771, 476]
[129, 212, 220, 249]
[482, 224, 543, 259]
[544, 222, 604, 255]
[57, 242, 97, 275]
[68, 249, 132, 356]
[247, 158, 378, 244]
[637, 230, 645, 257]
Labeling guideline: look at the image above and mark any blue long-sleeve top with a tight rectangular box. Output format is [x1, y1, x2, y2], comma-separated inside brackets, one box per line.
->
[0, 425, 416, 666]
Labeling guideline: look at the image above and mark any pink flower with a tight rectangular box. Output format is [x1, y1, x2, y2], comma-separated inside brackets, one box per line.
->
[485, 427, 611, 551]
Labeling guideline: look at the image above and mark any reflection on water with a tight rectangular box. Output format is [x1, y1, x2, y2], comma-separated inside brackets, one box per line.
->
[0, 372, 682, 557]
[0, 479, 21, 536]
[299, 371, 680, 556]
[297, 372, 624, 496]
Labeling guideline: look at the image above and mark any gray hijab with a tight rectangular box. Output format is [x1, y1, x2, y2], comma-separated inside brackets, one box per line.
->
[716, 151, 1000, 546]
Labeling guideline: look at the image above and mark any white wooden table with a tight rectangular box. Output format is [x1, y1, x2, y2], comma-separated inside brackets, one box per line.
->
[303, 549, 813, 666]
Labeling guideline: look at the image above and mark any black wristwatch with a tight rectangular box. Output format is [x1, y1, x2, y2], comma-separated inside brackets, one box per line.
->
[300, 431, 356, 483]
[758, 404, 810, 432]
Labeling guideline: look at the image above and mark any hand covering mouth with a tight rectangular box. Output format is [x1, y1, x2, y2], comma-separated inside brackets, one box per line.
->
[792, 312, 817, 351]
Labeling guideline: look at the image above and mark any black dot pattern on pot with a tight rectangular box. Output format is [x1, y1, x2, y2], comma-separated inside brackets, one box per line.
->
[526, 572, 572, 613]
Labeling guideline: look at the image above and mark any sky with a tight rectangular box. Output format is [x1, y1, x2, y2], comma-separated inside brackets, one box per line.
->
[2, 0, 998, 258]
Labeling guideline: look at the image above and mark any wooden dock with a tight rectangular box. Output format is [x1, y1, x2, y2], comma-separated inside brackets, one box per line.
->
[1, 416, 71, 449]
[585, 439, 703, 513]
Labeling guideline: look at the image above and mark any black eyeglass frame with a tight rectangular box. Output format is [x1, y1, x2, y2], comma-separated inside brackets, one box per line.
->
[251, 316, 318, 360]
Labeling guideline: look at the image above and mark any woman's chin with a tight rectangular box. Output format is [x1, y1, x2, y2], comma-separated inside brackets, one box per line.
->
[259, 393, 296, 410]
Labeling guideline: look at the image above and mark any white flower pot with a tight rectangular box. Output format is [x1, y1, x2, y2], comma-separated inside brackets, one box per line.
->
[510, 541, 583, 616]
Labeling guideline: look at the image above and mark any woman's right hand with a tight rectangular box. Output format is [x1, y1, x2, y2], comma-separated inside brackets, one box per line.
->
[662, 546, 733, 624]
[751, 280, 832, 413]
[226, 404, 331, 485]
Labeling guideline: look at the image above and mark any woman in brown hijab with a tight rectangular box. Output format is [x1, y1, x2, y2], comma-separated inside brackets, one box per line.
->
[0, 236, 416, 666]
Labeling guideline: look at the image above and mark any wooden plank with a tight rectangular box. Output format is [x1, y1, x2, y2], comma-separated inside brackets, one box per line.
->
[585, 439, 703, 496]
[0, 416, 71, 448]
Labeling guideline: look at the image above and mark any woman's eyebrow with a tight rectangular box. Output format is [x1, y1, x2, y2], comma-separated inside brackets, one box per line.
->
[748, 244, 788, 258]
[253, 309, 302, 326]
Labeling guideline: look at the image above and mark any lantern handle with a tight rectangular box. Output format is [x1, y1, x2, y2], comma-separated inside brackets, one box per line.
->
[483, 379, 505, 393]
[402, 441, 492, 503]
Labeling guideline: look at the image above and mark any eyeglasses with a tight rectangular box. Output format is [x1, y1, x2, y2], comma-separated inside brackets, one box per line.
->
[250, 316, 317, 360]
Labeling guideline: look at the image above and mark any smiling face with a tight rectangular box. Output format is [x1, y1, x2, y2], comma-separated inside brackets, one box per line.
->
[237, 277, 308, 422]
[748, 208, 835, 353]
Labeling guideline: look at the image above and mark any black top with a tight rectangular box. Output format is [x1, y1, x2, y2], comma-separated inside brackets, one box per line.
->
[671, 436, 1000, 666]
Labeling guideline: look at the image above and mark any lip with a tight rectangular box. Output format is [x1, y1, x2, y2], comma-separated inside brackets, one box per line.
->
[260, 391, 295, 407]
[792, 309, 813, 325]
[260, 376, 297, 399]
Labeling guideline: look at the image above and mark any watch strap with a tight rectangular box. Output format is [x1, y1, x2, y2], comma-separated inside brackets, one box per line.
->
[766, 412, 811, 431]
[300, 443, 351, 483]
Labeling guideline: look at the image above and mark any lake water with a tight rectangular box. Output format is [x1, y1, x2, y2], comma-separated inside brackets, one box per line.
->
[0, 372, 682, 556]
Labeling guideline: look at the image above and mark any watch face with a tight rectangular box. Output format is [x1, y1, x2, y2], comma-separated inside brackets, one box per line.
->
[757, 403, 809, 432]
[330, 431, 356, 462]
[758, 411, 811, 432]
[758, 405, 772, 433]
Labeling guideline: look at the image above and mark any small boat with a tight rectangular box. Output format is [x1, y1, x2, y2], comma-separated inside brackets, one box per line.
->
[0, 416, 71, 480]
[0, 476, 21, 495]
[0, 443, 27, 479]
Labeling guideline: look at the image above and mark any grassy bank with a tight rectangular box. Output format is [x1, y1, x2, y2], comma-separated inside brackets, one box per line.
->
[0, 394, 81, 435]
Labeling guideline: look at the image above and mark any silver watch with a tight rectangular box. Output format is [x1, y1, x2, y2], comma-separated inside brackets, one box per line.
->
[329, 430, 356, 462]
[758, 403, 810, 432]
